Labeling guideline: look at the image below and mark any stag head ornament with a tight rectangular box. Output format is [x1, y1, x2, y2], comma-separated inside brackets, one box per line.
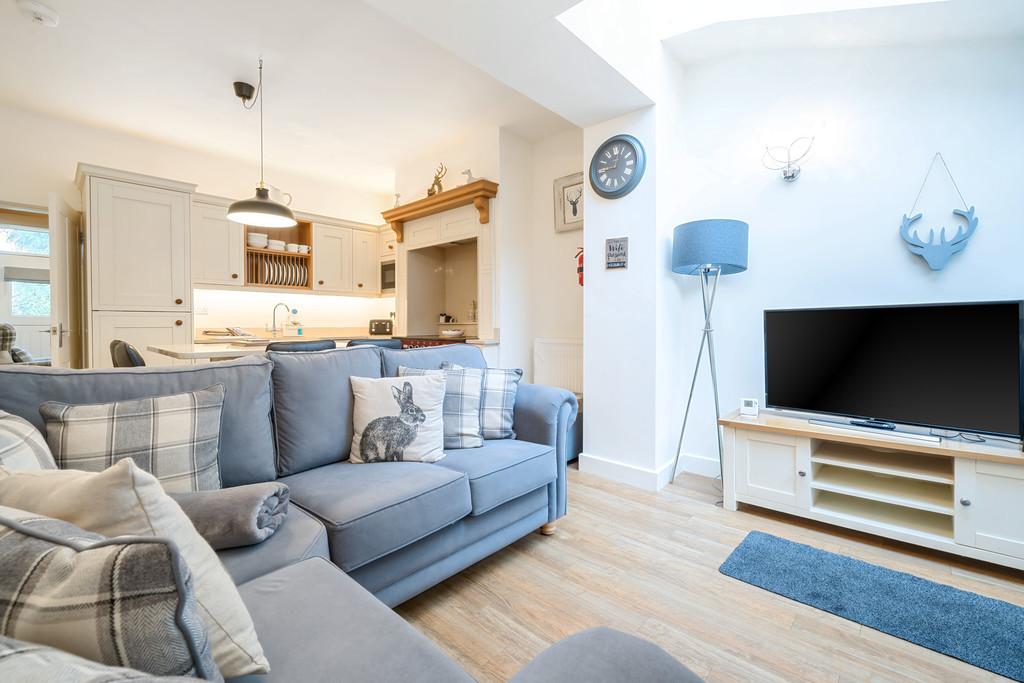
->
[899, 206, 978, 271]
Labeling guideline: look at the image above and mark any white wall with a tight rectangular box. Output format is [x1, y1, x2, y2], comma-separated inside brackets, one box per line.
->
[579, 107, 663, 489]
[0, 103, 391, 224]
[665, 40, 1024, 475]
[193, 289, 395, 330]
[530, 128, 585, 342]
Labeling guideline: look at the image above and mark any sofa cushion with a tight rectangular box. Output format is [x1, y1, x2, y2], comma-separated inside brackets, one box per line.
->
[0, 410, 55, 470]
[381, 344, 487, 376]
[281, 461, 471, 572]
[350, 375, 446, 463]
[217, 506, 329, 585]
[267, 346, 382, 476]
[40, 384, 225, 492]
[509, 627, 703, 683]
[229, 558, 473, 683]
[0, 635, 198, 683]
[438, 440, 556, 516]
[0, 506, 220, 681]
[0, 357, 276, 487]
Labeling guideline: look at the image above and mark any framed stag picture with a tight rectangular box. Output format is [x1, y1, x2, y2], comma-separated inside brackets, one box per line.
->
[553, 172, 584, 233]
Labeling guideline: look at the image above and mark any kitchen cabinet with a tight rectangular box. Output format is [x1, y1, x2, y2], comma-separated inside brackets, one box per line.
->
[353, 231, 380, 294]
[404, 215, 441, 247]
[191, 202, 243, 286]
[380, 233, 397, 260]
[92, 311, 191, 368]
[89, 177, 190, 311]
[312, 224, 354, 293]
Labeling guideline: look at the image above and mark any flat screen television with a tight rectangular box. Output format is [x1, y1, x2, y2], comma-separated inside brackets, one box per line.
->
[764, 302, 1024, 438]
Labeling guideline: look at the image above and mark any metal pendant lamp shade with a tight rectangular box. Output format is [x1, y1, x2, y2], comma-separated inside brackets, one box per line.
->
[227, 187, 296, 228]
[672, 219, 749, 276]
[227, 57, 297, 229]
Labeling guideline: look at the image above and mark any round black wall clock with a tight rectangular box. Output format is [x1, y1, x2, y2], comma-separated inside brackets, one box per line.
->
[589, 134, 646, 199]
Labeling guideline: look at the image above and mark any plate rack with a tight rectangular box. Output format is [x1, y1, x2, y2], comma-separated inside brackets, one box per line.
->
[244, 222, 313, 291]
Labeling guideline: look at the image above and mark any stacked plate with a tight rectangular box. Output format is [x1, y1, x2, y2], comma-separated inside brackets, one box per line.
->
[267, 239, 286, 252]
[247, 233, 269, 249]
[259, 259, 308, 287]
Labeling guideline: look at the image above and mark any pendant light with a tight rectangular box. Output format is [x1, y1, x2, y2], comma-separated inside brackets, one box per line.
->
[227, 58, 297, 228]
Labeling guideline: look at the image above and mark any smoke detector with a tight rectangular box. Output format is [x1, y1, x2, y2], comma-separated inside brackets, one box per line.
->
[17, 0, 60, 27]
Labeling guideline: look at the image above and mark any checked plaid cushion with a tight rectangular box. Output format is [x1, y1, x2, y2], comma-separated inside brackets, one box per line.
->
[399, 365, 485, 449]
[40, 385, 225, 492]
[0, 506, 220, 680]
[442, 362, 523, 440]
[0, 410, 56, 470]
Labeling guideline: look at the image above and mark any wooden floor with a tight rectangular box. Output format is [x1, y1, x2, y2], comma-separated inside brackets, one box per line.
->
[397, 465, 1024, 682]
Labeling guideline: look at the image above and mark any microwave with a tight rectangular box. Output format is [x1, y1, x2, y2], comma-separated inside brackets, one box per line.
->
[380, 260, 395, 294]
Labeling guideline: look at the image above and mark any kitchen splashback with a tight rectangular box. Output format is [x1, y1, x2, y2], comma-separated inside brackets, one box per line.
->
[194, 288, 395, 329]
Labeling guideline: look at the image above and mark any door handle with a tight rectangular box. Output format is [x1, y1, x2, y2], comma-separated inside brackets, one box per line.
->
[175, 320, 183, 326]
[50, 323, 67, 348]
[959, 498, 972, 507]
[357, 282, 364, 288]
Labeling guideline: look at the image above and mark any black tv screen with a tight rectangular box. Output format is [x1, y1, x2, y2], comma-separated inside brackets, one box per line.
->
[764, 302, 1023, 438]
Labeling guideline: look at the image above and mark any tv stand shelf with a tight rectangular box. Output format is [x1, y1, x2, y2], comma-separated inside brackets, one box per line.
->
[720, 410, 1024, 571]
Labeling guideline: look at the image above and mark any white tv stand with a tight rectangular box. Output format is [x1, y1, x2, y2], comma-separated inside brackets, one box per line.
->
[720, 410, 1024, 571]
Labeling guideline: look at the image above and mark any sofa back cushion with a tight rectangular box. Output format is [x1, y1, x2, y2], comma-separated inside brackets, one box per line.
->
[381, 345, 487, 377]
[0, 357, 275, 487]
[268, 346, 382, 476]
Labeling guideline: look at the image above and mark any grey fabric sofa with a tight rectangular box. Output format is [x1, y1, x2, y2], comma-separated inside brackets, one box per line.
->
[0, 346, 701, 682]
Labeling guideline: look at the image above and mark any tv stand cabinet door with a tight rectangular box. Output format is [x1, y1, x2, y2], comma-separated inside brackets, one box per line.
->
[733, 431, 810, 511]
[955, 459, 1024, 560]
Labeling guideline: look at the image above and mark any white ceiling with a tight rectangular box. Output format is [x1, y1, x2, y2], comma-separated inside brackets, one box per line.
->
[0, 0, 573, 194]
[664, 0, 1024, 64]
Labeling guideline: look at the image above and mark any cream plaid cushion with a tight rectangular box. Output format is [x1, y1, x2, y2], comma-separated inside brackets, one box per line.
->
[40, 385, 225, 492]
[399, 365, 484, 449]
[0, 506, 220, 680]
[0, 636, 197, 682]
[0, 411, 56, 470]
[443, 363, 523, 439]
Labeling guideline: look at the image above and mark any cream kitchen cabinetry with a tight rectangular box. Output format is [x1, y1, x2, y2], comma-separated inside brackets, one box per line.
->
[380, 233, 397, 260]
[77, 165, 197, 369]
[312, 224, 354, 293]
[191, 200, 243, 287]
[92, 311, 191, 368]
[88, 177, 191, 311]
[352, 231, 380, 294]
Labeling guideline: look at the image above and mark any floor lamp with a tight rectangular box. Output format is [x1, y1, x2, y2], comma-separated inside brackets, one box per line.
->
[669, 219, 749, 485]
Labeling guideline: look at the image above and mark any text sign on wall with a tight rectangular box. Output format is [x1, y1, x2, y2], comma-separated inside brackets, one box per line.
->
[605, 237, 628, 269]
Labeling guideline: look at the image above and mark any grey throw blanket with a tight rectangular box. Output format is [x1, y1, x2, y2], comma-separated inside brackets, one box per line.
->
[171, 483, 289, 550]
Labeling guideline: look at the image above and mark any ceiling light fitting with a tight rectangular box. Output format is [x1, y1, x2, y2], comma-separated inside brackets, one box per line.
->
[17, 0, 59, 27]
[227, 58, 297, 228]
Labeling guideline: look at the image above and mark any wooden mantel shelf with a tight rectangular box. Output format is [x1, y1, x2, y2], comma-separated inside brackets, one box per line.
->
[382, 179, 498, 242]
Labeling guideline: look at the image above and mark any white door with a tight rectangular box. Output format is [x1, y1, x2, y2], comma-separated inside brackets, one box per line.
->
[733, 431, 811, 509]
[47, 193, 83, 367]
[955, 459, 1024, 560]
[90, 178, 190, 311]
[353, 231, 380, 294]
[191, 203, 243, 286]
[312, 224, 353, 293]
[93, 311, 191, 368]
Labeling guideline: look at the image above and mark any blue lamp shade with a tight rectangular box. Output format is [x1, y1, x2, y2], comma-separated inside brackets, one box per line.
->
[672, 219, 749, 276]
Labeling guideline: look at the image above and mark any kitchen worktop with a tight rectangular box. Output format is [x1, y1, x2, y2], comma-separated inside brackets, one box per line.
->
[149, 334, 496, 360]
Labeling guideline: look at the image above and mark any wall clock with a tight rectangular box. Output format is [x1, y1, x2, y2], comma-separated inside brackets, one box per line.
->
[590, 134, 646, 199]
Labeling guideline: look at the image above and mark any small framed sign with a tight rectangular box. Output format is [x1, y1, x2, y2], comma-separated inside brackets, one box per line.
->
[605, 237, 628, 269]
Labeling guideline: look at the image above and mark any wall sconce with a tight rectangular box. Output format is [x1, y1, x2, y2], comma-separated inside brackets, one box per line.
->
[762, 137, 814, 182]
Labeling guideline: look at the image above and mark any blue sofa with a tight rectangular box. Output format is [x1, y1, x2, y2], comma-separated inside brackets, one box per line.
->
[0, 345, 700, 681]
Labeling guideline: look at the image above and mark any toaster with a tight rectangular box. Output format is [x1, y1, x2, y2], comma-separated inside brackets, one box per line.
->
[369, 319, 393, 335]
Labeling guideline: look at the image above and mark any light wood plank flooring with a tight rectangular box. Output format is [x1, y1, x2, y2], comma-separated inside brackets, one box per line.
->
[397, 465, 1024, 682]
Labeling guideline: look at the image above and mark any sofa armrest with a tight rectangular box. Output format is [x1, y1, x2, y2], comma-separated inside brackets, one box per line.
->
[513, 383, 578, 521]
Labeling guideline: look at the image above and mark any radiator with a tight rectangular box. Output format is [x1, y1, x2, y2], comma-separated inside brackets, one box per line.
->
[533, 338, 583, 394]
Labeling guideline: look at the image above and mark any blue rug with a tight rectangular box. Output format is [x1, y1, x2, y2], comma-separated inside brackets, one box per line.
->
[720, 531, 1024, 681]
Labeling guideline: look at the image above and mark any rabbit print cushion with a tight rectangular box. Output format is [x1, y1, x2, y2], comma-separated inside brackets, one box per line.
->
[350, 375, 446, 463]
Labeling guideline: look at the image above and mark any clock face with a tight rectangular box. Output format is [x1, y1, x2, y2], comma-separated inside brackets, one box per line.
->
[590, 134, 646, 199]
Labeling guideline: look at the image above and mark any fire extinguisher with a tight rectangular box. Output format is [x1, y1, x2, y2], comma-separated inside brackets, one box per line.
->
[575, 248, 584, 287]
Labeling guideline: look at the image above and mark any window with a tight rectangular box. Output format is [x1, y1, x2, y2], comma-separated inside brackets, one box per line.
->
[0, 226, 49, 256]
[10, 281, 50, 317]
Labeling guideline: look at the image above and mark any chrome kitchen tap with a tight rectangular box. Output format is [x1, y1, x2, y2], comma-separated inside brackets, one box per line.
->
[271, 302, 293, 336]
